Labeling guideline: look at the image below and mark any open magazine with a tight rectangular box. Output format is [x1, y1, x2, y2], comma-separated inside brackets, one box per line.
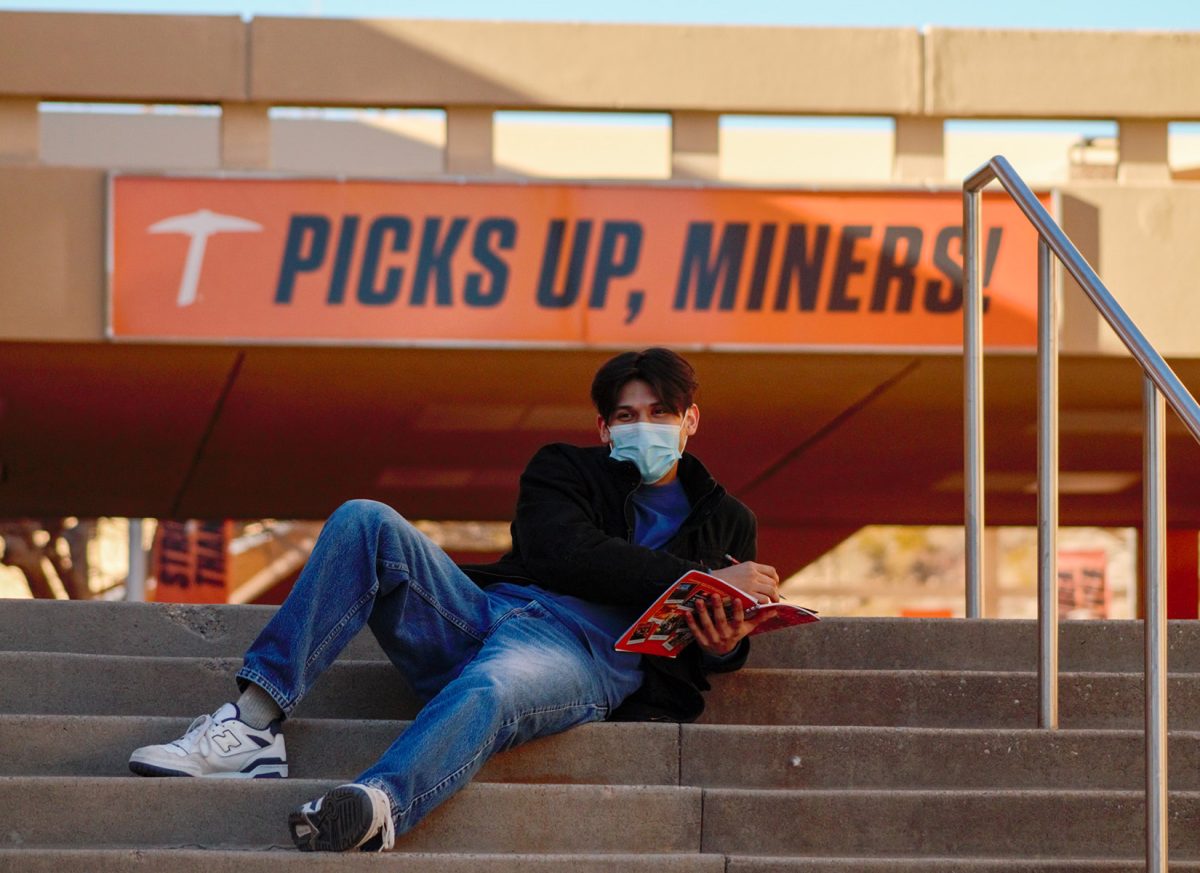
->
[614, 569, 818, 659]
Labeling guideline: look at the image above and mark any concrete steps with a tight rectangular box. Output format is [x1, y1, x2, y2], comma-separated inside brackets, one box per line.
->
[0, 851, 728, 872]
[7, 597, 1200, 670]
[0, 778, 700, 852]
[8, 714, 1200, 790]
[1, 598, 1193, 870]
[6, 649, 1200, 729]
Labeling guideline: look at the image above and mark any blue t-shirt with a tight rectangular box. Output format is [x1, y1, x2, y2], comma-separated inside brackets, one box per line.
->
[486, 479, 692, 707]
[629, 479, 691, 550]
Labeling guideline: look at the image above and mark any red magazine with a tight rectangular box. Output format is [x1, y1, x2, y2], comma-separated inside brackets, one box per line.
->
[614, 569, 819, 659]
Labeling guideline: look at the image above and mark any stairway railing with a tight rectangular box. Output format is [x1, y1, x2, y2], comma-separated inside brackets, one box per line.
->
[962, 155, 1200, 873]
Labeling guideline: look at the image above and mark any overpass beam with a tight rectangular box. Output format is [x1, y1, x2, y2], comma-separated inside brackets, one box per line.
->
[0, 98, 39, 165]
[671, 111, 720, 180]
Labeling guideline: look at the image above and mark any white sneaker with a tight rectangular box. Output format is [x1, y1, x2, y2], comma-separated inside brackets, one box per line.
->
[129, 702, 288, 778]
[289, 783, 396, 852]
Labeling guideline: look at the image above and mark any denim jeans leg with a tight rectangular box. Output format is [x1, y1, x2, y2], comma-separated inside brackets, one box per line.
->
[354, 602, 611, 836]
[236, 499, 501, 715]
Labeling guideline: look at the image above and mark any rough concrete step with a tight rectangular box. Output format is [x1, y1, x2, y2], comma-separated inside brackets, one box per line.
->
[727, 859, 1200, 872]
[0, 599, 382, 662]
[0, 652, 422, 720]
[3, 853, 1198, 873]
[9, 651, 1200, 729]
[702, 667, 1200, 729]
[8, 714, 1199, 792]
[683, 724, 1200, 790]
[4, 599, 1195, 672]
[0, 852, 726, 873]
[0, 714, 678, 785]
[702, 788, 1200, 858]
[0, 778, 701, 853]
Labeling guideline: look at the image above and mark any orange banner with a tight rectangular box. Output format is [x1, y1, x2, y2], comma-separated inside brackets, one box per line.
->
[151, 520, 232, 604]
[109, 176, 1046, 349]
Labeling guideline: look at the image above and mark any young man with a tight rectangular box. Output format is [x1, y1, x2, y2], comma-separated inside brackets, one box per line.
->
[129, 347, 780, 852]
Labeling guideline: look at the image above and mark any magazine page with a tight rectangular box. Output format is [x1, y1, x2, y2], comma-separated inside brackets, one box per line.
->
[614, 569, 817, 658]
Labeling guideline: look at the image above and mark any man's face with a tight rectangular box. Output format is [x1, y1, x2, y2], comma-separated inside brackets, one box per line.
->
[597, 379, 699, 451]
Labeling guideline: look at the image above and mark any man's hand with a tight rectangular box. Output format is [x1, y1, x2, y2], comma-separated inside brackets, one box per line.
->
[685, 595, 777, 657]
[709, 561, 780, 603]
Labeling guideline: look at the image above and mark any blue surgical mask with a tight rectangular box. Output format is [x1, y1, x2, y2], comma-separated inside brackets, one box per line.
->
[608, 422, 684, 484]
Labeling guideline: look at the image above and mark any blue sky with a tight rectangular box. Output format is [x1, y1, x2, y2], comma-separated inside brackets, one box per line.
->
[1, 0, 1199, 30]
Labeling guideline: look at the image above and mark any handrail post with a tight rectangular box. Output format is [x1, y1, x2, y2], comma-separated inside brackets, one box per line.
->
[1144, 376, 1167, 873]
[965, 155, 1196, 873]
[1037, 238, 1059, 729]
[963, 187, 985, 618]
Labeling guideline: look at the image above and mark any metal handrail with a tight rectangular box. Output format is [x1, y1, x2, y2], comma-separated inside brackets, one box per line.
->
[963, 154, 1200, 873]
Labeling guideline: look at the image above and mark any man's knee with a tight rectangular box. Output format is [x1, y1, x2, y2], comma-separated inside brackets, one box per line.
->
[329, 499, 408, 533]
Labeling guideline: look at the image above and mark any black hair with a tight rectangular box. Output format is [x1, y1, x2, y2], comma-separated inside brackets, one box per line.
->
[590, 348, 699, 422]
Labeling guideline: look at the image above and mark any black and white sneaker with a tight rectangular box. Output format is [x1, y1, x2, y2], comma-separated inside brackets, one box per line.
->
[289, 783, 396, 852]
[128, 702, 287, 778]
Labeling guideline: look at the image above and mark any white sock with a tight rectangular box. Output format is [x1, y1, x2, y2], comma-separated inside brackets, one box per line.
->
[236, 683, 283, 729]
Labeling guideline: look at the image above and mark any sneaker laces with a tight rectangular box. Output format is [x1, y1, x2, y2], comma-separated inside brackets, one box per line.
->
[168, 713, 217, 756]
[377, 806, 395, 852]
[349, 784, 395, 851]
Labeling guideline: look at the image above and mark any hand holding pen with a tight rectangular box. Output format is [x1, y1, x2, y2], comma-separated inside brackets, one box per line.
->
[709, 554, 782, 604]
[724, 553, 788, 600]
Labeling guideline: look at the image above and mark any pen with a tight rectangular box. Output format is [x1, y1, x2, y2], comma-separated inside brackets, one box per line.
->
[724, 554, 788, 601]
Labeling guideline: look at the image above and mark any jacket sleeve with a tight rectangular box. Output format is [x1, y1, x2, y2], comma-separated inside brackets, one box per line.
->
[697, 510, 757, 675]
[731, 509, 757, 563]
[511, 444, 704, 607]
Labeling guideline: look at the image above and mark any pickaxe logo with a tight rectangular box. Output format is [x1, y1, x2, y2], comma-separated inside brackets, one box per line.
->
[148, 209, 263, 307]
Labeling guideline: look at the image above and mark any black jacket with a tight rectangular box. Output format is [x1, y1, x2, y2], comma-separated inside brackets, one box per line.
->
[460, 442, 758, 722]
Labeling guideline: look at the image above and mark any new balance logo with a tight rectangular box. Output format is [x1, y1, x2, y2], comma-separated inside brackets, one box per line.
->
[211, 729, 244, 754]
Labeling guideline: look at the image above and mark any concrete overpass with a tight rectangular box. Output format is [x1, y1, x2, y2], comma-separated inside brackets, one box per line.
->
[4, 13, 1200, 580]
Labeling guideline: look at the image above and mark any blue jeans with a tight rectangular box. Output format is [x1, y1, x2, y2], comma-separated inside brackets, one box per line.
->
[236, 499, 618, 836]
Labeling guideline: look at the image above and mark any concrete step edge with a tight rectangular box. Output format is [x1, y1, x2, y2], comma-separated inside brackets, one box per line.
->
[15, 713, 1200, 737]
[5, 776, 1190, 799]
[2, 779, 704, 853]
[725, 856, 1190, 871]
[4, 649, 1196, 678]
[0, 849, 726, 871]
[0, 714, 681, 785]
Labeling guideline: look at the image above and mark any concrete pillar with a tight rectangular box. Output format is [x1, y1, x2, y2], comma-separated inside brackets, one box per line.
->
[671, 111, 720, 180]
[892, 116, 944, 182]
[445, 107, 495, 175]
[220, 102, 271, 170]
[0, 98, 40, 164]
[1117, 119, 1170, 183]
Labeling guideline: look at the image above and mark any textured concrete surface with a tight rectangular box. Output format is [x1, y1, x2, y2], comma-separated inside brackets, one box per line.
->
[0, 714, 678, 785]
[0, 599, 381, 660]
[682, 724, 1200, 790]
[12, 601, 1200, 673]
[14, 650, 1200, 728]
[10, 598, 1200, 868]
[747, 617, 1200, 673]
[0, 851, 726, 872]
[727, 860, 1200, 872]
[15, 713, 1200, 793]
[701, 788, 1200, 856]
[1, 778, 701, 852]
[0, 653, 422, 719]
[702, 668, 1200, 729]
